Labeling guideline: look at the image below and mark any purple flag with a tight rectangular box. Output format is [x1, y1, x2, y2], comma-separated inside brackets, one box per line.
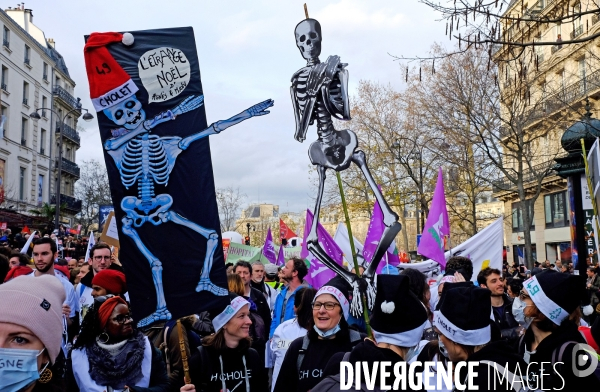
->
[363, 198, 401, 274]
[301, 209, 344, 289]
[262, 227, 277, 265]
[418, 167, 450, 267]
[276, 243, 285, 267]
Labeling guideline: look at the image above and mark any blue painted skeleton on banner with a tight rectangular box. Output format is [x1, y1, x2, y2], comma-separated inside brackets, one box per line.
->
[103, 94, 273, 327]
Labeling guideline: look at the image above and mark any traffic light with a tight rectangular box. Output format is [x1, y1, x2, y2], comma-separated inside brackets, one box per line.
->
[245, 236, 250, 246]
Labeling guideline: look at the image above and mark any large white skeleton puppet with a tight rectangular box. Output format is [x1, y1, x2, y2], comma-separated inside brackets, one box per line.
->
[291, 18, 401, 316]
[103, 94, 273, 327]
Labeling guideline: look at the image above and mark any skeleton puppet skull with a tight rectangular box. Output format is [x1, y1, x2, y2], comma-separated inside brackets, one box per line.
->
[294, 19, 322, 60]
[104, 95, 146, 130]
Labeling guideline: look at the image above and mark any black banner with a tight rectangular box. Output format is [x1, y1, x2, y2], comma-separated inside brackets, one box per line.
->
[84, 28, 233, 326]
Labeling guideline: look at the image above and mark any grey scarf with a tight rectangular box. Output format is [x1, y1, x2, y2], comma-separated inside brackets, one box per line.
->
[87, 330, 146, 389]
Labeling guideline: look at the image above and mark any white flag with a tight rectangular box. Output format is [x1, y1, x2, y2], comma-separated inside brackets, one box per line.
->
[84, 232, 95, 263]
[444, 217, 504, 282]
[333, 223, 364, 265]
[20, 231, 37, 254]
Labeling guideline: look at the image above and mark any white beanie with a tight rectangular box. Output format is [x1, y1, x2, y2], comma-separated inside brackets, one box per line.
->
[0, 275, 65, 363]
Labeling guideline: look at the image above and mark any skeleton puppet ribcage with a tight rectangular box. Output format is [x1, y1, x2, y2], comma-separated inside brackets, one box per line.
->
[120, 134, 170, 203]
[292, 67, 345, 135]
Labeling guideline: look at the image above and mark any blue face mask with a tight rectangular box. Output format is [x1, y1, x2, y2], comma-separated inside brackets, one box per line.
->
[313, 323, 341, 339]
[0, 347, 46, 392]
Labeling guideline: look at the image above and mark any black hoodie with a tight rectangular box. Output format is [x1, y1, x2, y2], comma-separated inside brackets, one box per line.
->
[319, 339, 425, 391]
[518, 320, 600, 390]
[455, 340, 528, 392]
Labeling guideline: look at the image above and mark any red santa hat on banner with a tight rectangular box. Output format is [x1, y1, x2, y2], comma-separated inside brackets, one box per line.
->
[84, 32, 138, 112]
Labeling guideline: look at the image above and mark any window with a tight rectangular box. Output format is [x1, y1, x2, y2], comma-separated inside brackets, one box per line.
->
[20, 117, 27, 146]
[65, 181, 70, 195]
[66, 147, 71, 161]
[40, 128, 46, 155]
[42, 63, 48, 81]
[55, 76, 60, 88]
[1, 66, 7, 91]
[3, 26, 9, 48]
[512, 200, 535, 232]
[24, 45, 30, 65]
[0, 105, 7, 138]
[41, 96, 47, 117]
[545, 191, 569, 228]
[19, 167, 25, 201]
[22, 82, 28, 106]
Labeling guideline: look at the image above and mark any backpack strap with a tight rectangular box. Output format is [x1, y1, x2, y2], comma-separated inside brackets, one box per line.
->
[296, 335, 311, 373]
[197, 345, 212, 391]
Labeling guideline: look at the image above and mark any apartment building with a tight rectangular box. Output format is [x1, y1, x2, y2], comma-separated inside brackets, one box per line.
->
[492, 0, 600, 264]
[0, 6, 82, 227]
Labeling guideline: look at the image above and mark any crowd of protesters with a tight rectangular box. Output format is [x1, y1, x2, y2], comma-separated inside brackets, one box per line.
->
[2, 230, 600, 391]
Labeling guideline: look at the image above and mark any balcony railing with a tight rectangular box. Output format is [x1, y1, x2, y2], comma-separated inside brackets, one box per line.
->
[1, 83, 7, 91]
[51, 193, 82, 213]
[570, 25, 584, 40]
[53, 86, 80, 111]
[56, 122, 80, 145]
[492, 160, 558, 193]
[59, 157, 80, 177]
[551, 45, 562, 54]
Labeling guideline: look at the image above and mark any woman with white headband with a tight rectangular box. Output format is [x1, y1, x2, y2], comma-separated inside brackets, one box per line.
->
[515, 270, 600, 389]
[273, 279, 363, 392]
[181, 294, 266, 392]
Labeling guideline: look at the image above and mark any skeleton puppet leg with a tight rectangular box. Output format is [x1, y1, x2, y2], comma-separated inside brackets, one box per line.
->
[165, 211, 228, 296]
[121, 214, 172, 327]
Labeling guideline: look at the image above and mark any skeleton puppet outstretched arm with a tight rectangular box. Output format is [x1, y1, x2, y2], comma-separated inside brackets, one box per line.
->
[179, 99, 274, 150]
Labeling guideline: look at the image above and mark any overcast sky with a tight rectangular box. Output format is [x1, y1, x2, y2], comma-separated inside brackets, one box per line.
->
[23, 0, 450, 213]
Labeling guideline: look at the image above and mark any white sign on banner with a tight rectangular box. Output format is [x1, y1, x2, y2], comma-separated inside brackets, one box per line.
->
[582, 173, 593, 210]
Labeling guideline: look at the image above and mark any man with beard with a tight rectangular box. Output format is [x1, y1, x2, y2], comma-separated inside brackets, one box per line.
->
[250, 261, 278, 310]
[270, 257, 309, 337]
[477, 267, 520, 343]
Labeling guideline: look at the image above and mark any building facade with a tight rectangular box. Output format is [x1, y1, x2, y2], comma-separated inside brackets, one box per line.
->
[0, 6, 82, 228]
[492, 0, 600, 265]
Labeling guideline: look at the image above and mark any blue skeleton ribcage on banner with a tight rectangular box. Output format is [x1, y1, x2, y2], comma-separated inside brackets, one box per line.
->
[103, 93, 273, 327]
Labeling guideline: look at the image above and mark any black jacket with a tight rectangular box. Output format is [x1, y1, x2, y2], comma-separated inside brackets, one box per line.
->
[188, 343, 266, 392]
[249, 286, 271, 336]
[518, 320, 600, 390]
[491, 294, 520, 343]
[274, 328, 362, 392]
[455, 340, 528, 392]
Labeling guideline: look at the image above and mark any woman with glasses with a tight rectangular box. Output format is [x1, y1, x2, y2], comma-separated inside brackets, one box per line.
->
[71, 295, 169, 391]
[273, 280, 362, 392]
[515, 270, 600, 389]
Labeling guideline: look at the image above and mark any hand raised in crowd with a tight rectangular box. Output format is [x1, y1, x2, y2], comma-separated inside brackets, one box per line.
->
[180, 384, 196, 391]
[453, 271, 466, 282]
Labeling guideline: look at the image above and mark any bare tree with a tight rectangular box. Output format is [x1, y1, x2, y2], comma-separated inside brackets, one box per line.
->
[75, 160, 113, 234]
[216, 186, 246, 232]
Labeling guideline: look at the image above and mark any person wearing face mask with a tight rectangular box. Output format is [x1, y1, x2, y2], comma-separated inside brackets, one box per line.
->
[71, 296, 169, 391]
[0, 275, 66, 392]
[181, 294, 266, 392]
[314, 275, 428, 391]
[516, 270, 600, 389]
[273, 279, 363, 392]
[434, 285, 527, 391]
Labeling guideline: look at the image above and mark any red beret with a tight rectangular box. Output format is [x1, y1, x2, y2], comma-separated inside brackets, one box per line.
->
[92, 269, 127, 295]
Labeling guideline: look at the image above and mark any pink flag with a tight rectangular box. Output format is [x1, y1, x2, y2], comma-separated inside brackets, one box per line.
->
[417, 167, 450, 267]
[363, 198, 401, 274]
[301, 209, 344, 289]
[276, 243, 285, 267]
[262, 227, 277, 264]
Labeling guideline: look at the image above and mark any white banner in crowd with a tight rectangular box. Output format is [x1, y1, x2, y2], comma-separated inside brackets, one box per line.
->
[333, 222, 364, 265]
[19, 231, 37, 254]
[444, 217, 504, 282]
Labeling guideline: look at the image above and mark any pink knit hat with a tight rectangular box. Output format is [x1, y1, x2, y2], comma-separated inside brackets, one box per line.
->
[0, 275, 65, 363]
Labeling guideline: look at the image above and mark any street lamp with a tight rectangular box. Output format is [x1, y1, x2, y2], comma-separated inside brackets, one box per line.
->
[245, 222, 255, 245]
[30, 105, 94, 231]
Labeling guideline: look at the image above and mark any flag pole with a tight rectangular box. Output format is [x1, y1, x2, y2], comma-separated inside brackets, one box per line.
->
[335, 172, 372, 338]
